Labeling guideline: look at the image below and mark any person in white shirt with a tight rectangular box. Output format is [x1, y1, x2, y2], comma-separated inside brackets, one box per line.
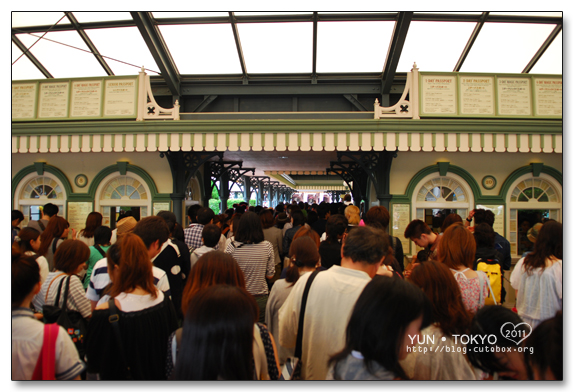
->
[12, 248, 85, 380]
[278, 225, 392, 380]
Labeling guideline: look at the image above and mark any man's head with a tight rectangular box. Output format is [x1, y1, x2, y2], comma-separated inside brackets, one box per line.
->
[133, 216, 170, 259]
[342, 226, 388, 266]
[201, 224, 221, 248]
[187, 204, 201, 224]
[196, 207, 215, 225]
[42, 203, 59, 219]
[12, 210, 24, 227]
[473, 209, 495, 227]
[404, 219, 434, 248]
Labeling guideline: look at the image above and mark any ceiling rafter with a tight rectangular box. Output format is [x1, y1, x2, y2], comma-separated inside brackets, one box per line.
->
[522, 24, 562, 73]
[381, 11, 413, 96]
[312, 12, 318, 82]
[64, 12, 114, 76]
[12, 34, 53, 78]
[130, 11, 181, 96]
[453, 12, 490, 72]
[229, 12, 248, 81]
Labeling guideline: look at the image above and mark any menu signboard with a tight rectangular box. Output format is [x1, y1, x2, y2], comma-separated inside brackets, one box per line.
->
[71, 81, 102, 117]
[38, 82, 69, 118]
[497, 78, 531, 116]
[459, 76, 494, 115]
[104, 79, 137, 117]
[421, 75, 457, 115]
[534, 78, 562, 116]
[12, 83, 37, 119]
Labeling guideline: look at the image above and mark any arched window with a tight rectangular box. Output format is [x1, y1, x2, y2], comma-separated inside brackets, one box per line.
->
[95, 173, 152, 228]
[506, 174, 561, 256]
[14, 173, 67, 225]
[412, 174, 474, 232]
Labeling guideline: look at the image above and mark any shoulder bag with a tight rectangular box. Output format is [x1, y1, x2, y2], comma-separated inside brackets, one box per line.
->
[280, 269, 321, 380]
[108, 299, 133, 380]
[31, 323, 60, 380]
[42, 275, 88, 358]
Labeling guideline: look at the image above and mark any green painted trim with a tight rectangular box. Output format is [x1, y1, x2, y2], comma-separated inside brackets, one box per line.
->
[203, 133, 207, 148]
[432, 133, 436, 148]
[456, 134, 460, 148]
[11, 119, 562, 136]
[529, 134, 533, 149]
[517, 134, 521, 150]
[480, 134, 485, 149]
[85, 163, 160, 202]
[402, 164, 483, 205]
[407, 133, 412, 148]
[46, 136, 50, 150]
[298, 133, 302, 148]
[249, 133, 253, 148]
[144, 134, 148, 149]
[499, 164, 562, 199]
[11, 164, 73, 208]
[505, 134, 509, 149]
[166, 133, 171, 149]
[226, 133, 230, 148]
[273, 133, 277, 148]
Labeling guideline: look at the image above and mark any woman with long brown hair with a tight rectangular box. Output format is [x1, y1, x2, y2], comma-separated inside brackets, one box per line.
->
[437, 223, 490, 313]
[510, 220, 562, 329]
[85, 233, 178, 380]
[78, 212, 103, 247]
[38, 216, 76, 271]
[401, 261, 478, 380]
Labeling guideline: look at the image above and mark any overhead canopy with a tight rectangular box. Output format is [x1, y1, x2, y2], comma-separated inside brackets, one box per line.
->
[12, 11, 563, 87]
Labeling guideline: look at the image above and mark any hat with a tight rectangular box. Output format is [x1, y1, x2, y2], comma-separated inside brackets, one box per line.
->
[277, 213, 289, 224]
[117, 216, 137, 236]
[527, 223, 543, 243]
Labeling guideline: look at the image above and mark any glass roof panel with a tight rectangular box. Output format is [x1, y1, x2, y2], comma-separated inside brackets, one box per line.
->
[72, 12, 133, 23]
[15, 31, 108, 78]
[153, 12, 229, 19]
[317, 21, 395, 72]
[85, 27, 161, 75]
[397, 21, 477, 72]
[530, 30, 562, 74]
[159, 24, 242, 74]
[238, 22, 313, 73]
[12, 43, 46, 80]
[234, 12, 313, 16]
[460, 22, 557, 73]
[12, 12, 69, 28]
[490, 12, 562, 17]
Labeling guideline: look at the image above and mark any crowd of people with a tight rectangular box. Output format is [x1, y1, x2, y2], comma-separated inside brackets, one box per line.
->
[11, 201, 562, 380]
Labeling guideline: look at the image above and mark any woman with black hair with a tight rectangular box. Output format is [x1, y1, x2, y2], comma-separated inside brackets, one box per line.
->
[523, 311, 562, 380]
[225, 211, 275, 323]
[174, 285, 260, 380]
[266, 236, 320, 366]
[319, 214, 348, 269]
[510, 220, 562, 329]
[327, 276, 432, 380]
[466, 305, 529, 380]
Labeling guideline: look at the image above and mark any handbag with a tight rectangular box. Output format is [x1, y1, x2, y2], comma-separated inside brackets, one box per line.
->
[42, 275, 87, 358]
[280, 270, 320, 380]
[31, 323, 60, 380]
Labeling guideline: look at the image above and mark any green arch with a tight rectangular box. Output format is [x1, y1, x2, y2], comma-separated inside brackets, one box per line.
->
[402, 163, 482, 203]
[11, 164, 73, 208]
[499, 164, 563, 200]
[88, 163, 160, 200]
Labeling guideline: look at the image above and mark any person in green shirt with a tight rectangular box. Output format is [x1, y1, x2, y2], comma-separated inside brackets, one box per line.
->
[83, 226, 112, 290]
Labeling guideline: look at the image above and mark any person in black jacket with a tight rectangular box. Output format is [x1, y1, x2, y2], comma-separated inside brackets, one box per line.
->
[133, 216, 190, 322]
[319, 214, 348, 270]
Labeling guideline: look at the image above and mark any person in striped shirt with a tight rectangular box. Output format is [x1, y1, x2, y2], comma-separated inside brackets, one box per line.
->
[225, 212, 275, 324]
[32, 240, 92, 320]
